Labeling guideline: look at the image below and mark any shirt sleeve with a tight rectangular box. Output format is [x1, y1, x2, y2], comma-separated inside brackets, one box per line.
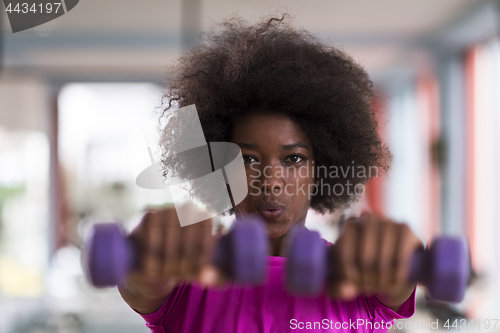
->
[132, 299, 169, 333]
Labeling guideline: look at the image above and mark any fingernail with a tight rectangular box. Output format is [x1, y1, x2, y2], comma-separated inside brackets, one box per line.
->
[341, 283, 357, 299]
[359, 212, 371, 222]
[200, 267, 218, 286]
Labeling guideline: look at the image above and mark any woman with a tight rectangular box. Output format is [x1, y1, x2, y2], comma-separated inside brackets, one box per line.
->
[118, 14, 422, 332]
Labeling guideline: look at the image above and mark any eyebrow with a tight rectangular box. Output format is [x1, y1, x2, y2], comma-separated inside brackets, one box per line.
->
[282, 143, 310, 151]
[236, 142, 310, 151]
[236, 143, 259, 149]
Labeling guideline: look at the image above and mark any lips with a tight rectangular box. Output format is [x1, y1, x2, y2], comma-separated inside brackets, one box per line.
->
[256, 201, 285, 220]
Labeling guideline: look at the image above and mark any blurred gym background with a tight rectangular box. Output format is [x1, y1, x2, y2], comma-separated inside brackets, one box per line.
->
[1, 0, 500, 332]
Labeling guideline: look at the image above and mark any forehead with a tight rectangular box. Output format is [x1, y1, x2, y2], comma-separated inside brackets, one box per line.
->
[230, 112, 310, 145]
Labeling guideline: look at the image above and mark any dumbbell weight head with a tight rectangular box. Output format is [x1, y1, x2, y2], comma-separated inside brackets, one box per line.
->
[215, 216, 269, 284]
[285, 226, 327, 295]
[84, 223, 136, 287]
[410, 237, 469, 303]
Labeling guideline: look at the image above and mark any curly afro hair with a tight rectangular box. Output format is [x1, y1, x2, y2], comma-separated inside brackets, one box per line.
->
[160, 14, 391, 214]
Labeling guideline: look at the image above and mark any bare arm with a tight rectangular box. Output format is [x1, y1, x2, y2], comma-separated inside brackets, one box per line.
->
[118, 278, 174, 314]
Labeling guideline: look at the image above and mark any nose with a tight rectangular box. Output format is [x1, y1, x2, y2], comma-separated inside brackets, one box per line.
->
[259, 163, 284, 194]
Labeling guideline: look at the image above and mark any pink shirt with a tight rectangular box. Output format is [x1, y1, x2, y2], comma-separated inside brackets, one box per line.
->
[134, 255, 415, 332]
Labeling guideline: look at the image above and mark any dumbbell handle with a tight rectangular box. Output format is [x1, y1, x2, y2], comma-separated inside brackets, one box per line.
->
[323, 247, 431, 283]
[288, 228, 469, 302]
[84, 219, 267, 287]
[324, 239, 468, 302]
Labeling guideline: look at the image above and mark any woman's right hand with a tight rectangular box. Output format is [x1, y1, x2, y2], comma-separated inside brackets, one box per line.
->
[118, 207, 221, 314]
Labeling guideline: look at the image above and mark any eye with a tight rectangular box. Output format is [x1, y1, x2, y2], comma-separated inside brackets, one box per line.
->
[284, 154, 305, 164]
[243, 155, 258, 164]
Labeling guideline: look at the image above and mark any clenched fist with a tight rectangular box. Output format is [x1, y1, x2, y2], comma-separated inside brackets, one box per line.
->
[118, 207, 223, 314]
[329, 213, 423, 310]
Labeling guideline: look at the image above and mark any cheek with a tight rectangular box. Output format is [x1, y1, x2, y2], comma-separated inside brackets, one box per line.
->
[285, 165, 315, 196]
[281, 179, 313, 222]
[235, 195, 254, 216]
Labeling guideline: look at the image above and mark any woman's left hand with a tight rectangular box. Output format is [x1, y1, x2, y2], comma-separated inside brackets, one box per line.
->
[329, 212, 423, 311]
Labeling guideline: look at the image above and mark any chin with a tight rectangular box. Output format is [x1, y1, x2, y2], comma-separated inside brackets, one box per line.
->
[263, 221, 290, 238]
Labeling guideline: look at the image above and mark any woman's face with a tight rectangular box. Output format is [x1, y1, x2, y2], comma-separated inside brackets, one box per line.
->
[230, 111, 316, 240]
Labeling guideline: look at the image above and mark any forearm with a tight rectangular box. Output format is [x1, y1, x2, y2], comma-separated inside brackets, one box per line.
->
[118, 279, 175, 315]
[371, 282, 416, 313]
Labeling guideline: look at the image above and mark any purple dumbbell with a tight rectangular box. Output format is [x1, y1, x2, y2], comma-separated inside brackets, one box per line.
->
[84, 216, 268, 287]
[286, 227, 469, 303]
